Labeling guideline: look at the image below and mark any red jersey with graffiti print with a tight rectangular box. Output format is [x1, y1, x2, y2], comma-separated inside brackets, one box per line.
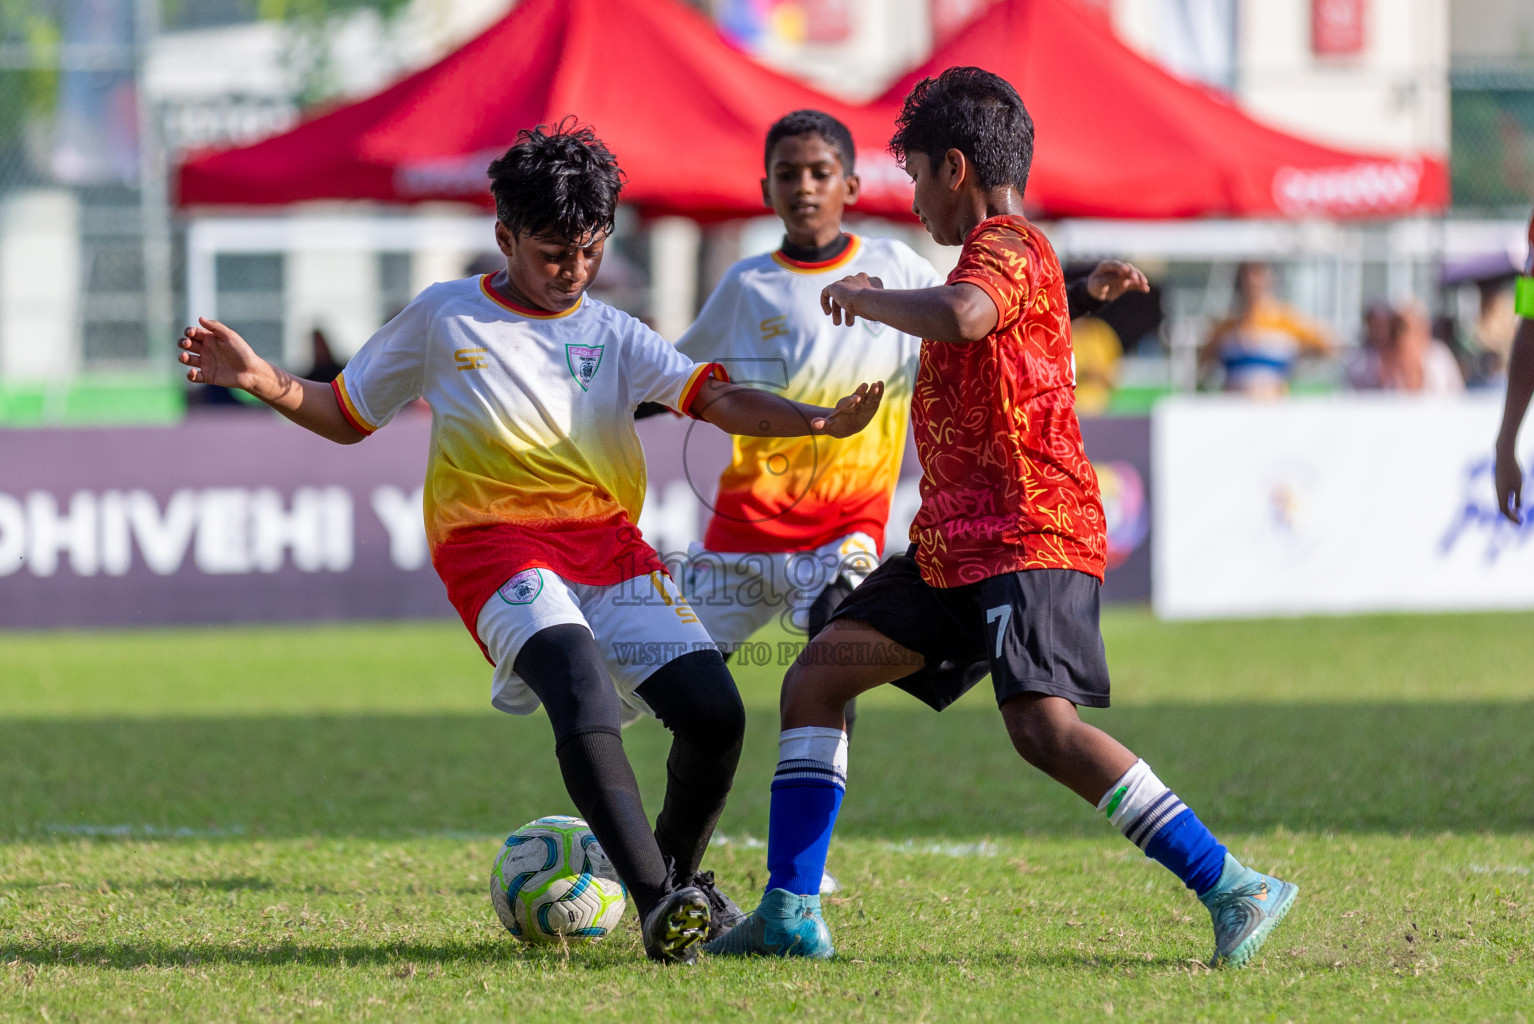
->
[909, 215, 1107, 587]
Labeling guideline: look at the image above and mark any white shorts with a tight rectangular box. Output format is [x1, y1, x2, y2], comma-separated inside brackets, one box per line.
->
[477, 568, 717, 718]
[679, 532, 880, 650]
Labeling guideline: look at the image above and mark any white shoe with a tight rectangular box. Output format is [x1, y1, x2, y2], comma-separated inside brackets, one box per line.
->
[819, 869, 840, 894]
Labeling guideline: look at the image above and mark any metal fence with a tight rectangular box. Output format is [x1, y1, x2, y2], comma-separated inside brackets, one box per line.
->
[1450, 64, 1534, 217]
[0, 0, 173, 393]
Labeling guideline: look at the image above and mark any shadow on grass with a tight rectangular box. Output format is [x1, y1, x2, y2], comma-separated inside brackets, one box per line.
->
[3, 702, 1531, 839]
[0, 939, 519, 970]
[5, 876, 276, 892]
[0, 939, 1200, 973]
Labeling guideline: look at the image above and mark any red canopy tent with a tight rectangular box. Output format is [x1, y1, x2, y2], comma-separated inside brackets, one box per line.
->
[863, 0, 1448, 219]
[176, 0, 887, 219]
[179, 0, 1446, 221]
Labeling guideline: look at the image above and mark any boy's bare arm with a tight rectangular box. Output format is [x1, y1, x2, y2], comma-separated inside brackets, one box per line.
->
[821, 273, 997, 343]
[179, 317, 367, 445]
[690, 377, 883, 438]
[1494, 317, 1534, 522]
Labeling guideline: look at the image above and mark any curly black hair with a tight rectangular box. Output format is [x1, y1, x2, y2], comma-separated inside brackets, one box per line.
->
[888, 67, 1033, 193]
[764, 109, 856, 173]
[486, 117, 625, 240]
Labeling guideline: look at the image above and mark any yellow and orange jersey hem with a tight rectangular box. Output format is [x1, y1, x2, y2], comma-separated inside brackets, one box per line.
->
[770, 235, 862, 275]
[330, 375, 378, 435]
[478, 274, 584, 319]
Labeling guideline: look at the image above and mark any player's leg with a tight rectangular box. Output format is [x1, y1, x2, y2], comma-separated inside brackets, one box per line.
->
[704, 616, 913, 958]
[478, 577, 707, 963]
[984, 569, 1297, 968]
[634, 649, 747, 935]
[585, 570, 749, 940]
[511, 624, 670, 913]
[796, 532, 881, 741]
[802, 574, 856, 896]
[708, 552, 980, 958]
[804, 575, 857, 736]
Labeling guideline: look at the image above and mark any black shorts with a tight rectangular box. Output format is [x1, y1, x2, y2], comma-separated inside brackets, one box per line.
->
[829, 550, 1111, 711]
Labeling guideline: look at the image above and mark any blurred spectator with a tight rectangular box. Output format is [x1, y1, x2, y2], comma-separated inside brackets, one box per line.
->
[1469, 276, 1519, 386]
[305, 328, 345, 384]
[1201, 262, 1332, 398]
[1347, 300, 1464, 394]
[1071, 315, 1122, 415]
[1344, 301, 1395, 389]
[465, 253, 503, 277]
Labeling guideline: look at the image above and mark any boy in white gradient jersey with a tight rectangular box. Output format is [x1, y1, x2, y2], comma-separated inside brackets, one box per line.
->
[672, 111, 941, 690]
[176, 120, 884, 964]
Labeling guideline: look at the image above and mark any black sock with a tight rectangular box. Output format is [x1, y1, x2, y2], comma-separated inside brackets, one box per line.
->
[514, 625, 672, 916]
[553, 726, 669, 915]
[636, 650, 746, 883]
[653, 736, 742, 881]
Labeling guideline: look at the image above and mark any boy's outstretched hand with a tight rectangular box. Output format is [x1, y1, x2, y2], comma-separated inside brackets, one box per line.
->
[813, 381, 884, 438]
[179, 317, 271, 392]
[178, 315, 366, 444]
[821, 273, 884, 327]
[1085, 260, 1150, 303]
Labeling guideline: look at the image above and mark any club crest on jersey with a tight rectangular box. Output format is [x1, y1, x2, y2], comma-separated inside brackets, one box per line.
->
[566, 344, 605, 390]
[497, 569, 543, 605]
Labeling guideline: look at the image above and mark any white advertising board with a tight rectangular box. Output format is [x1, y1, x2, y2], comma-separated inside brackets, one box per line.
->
[1153, 394, 1534, 619]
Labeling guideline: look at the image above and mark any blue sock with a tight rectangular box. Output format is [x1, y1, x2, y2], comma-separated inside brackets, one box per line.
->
[1098, 759, 1228, 897]
[763, 727, 848, 896]
[1142, 808, 1228, 897]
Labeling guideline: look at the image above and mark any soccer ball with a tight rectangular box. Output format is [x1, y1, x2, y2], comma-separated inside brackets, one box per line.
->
[490, 815, 627, 943]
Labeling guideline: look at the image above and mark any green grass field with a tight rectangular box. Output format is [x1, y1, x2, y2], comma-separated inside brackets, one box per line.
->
[2, 610, 1531, 1022]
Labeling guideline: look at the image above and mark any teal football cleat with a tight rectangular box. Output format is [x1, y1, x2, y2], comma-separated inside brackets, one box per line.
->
[1200, 853, 1298, 968]
[700, 889, 834, 959]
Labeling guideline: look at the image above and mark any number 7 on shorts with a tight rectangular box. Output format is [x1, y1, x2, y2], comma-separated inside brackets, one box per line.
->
[986, 604, 1012, 659]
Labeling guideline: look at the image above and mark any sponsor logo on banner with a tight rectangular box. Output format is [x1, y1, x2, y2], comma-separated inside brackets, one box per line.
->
[1096, 461, 1149, 570]
[396, 150, 504, 196]
[1439, 456, 1534, 562]
[1272, 160, 1423, 216]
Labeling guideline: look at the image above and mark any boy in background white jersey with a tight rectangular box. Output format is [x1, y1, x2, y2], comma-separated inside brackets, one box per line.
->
[176, 120, 884, 964]
[672, 111, 1149, 736]
[673, 111, 940, 696]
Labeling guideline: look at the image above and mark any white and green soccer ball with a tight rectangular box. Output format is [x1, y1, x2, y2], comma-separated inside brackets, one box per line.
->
[490, 815, 627, 943]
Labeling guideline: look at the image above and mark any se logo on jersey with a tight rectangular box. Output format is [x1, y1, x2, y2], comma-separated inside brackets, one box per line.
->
[566, 344, 605, 390]
[455, 348, 488, 371]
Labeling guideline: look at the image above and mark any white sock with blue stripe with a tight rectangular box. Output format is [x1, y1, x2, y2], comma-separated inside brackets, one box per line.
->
[1098, 759, 1228, 896]
[765, 727, 848, 895]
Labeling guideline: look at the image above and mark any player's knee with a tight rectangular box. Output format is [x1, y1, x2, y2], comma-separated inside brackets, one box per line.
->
[1001, 698, 1070, 773]
[637, 650, 744, 754]
[514, 624, 619, 741]
[780, 653, 832, 719]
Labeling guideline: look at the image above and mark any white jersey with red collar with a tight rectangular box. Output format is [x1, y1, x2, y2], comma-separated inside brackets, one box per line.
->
[676, 234, 941, 553]
[332, 273, 723, 649]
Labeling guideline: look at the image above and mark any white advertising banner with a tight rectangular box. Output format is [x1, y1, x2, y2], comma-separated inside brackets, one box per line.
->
[1153, 395, 1534, 619]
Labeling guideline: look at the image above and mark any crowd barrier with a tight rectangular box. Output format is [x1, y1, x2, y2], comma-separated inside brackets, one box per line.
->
[0, 410, 1154, 628]
[1154, 394, 1534, 618]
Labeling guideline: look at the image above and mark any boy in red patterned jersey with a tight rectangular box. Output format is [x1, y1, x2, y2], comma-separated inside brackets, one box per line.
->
[706, 67, 1296, 968]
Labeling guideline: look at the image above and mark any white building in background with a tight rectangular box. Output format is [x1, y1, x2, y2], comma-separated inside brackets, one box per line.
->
[1112, 0, 1449, 155]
